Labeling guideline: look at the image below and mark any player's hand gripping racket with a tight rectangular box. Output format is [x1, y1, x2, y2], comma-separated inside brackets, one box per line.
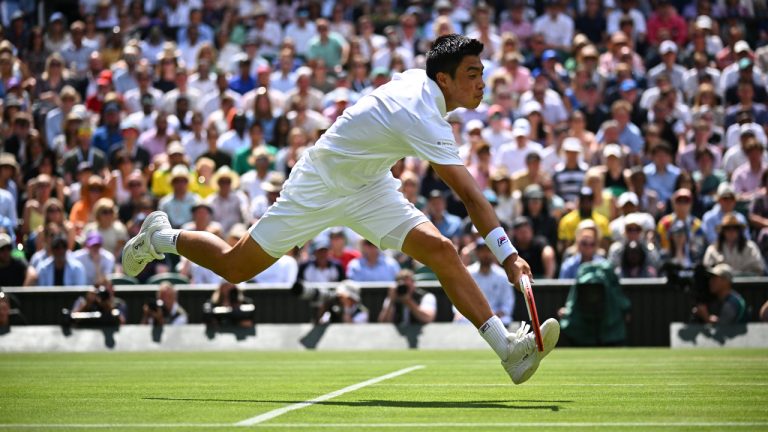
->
[520, 275, 544, 352]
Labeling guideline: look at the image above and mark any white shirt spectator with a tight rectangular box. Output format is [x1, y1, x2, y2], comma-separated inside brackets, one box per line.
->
[0, 188, 17, 227]
[519, 90, 568, 125]
[606, 8, 646, 39]
[532, 12, 574, 49]
[72, 248, 115, 286]
[253, 255, 298, 284]
[284, 20, 317, 57]
[494, 140, 543, 174]
[181, 131, 208, 163]
[725, 123, 768, 150]
[204, 191, 248, 235]
[217, 130, 250, 156]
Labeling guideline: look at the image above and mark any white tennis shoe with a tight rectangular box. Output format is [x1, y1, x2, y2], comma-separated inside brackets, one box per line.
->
[502, 318, 560, 384]
[121, 211, 171, 277]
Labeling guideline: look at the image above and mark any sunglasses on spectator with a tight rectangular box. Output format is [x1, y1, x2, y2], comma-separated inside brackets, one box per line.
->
[626, 226, 642, 233]
[675, 197, 692, 204]
[579, 241, 596, 247]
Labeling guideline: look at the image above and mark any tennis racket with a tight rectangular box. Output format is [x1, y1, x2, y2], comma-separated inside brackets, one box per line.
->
[520, 275, 544, 352]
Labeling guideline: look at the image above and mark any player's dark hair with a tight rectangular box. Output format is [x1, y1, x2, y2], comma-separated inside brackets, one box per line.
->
[426, 34, 484, 82]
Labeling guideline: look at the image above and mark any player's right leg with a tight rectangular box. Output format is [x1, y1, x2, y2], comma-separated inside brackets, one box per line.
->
[122, 211, 278, 282]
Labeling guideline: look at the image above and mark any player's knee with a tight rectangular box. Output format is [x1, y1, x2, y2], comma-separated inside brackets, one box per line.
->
[423, 236, 458, 266]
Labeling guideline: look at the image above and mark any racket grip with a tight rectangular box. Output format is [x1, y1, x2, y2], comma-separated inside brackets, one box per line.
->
[519, 274, 531, 290]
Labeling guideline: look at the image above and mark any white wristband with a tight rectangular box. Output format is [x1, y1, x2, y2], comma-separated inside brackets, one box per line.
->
[484, 227, 517, 264]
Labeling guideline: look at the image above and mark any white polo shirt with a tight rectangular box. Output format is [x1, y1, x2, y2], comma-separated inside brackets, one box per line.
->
[307, 69, 463, 196]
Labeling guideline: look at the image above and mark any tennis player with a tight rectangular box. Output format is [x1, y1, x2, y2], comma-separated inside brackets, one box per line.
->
[123, 34, 559, 384]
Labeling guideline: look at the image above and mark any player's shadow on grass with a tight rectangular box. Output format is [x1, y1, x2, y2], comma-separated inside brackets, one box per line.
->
[677, 323, 749, 345]
[142, 397, 569, 411]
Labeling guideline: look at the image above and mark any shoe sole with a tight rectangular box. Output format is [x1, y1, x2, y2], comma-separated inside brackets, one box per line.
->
[513, 319, 560, 385]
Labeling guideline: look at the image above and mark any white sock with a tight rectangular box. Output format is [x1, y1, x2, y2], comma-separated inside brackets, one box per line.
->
[151, 229, 181, 254]
[479, 315, 510, 361]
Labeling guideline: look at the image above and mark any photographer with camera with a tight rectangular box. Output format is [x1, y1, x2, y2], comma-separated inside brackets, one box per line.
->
[693, 264, 748, 325]
[140, 282, 188, 326]
[203, 282, 255, 328]
[68, 282, 126, 326]
[378, 269, 436, 325]
[317, 280, 369, 324]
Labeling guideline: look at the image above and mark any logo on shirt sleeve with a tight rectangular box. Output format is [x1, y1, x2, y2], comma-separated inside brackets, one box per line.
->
[497, 235, 508, 247]
[436, 140, 455, 147]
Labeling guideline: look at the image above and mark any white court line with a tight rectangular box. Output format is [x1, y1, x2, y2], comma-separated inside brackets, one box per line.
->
[2, 422, 767, 429]
[380, 383, 768, 387]
[234, 365, 425, 426]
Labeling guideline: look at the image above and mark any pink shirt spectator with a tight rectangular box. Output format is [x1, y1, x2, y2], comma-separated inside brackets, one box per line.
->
[138, 128, 171, 160]
[732, 162, 766, 195]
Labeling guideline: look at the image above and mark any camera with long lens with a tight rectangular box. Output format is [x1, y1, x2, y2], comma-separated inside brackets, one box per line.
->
[60, 307, 121, 330]
[290, 281, 335, 307]
[396, 283, 409, 296]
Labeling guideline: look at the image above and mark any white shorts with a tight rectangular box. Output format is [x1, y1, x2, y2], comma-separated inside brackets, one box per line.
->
[249, 157, 428, 258]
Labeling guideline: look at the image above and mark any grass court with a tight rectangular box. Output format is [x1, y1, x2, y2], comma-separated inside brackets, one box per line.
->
[1, 348, 767, 431]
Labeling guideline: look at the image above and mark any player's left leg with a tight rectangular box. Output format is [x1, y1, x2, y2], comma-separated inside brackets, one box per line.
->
[400, 222, 559, 384]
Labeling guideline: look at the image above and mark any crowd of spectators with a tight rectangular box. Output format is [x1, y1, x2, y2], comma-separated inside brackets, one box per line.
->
[0, 0, 767, 329]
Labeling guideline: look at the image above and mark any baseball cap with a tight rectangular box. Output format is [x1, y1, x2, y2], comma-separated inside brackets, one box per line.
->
[167, 142, 185, 156]
[542, 49, 558, 61]
[603, 143, 623, 159]
[120, 118, 139, 132]
[738, 58, 753, 70]
[49, 12, 65, 24]
[428, 189, 446, 199]
[0, 233, 11, 249]
[672, 188, 693, 201]
[521, 100, 542, 116]
[170, 165, 190, 182]
[191, 202, 213, 213]
[659, 40, 678, 55]
[524, 184, 545, 199]
[562, 137, 582, 153]
[734, 40, 751, 54]
[512, 118, 530, 137]
[716, 182, 735, 199]
[579, 186, 594, 198]
[695, 15, 713, 30]
[619, 79, 637, 92]
[487, 104, 505, 117]
[311, 236, 330, 252]
[85, 231, 103, 247]
[466, 119, 485, 132]
[707, 263, 733, 282]
[624, 212, 644, 228]
[512, 216, 532, 229]
[617, 191, 639, 207]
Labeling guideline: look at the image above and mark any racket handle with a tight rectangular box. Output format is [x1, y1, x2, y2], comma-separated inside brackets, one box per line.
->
[519, 274, 531, 290]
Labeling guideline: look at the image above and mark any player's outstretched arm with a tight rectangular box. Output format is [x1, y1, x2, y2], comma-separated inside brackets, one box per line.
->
[431, 163, 532, 289]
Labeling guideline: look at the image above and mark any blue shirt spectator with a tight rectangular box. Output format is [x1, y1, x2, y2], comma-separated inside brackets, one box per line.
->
[91, 125, 123, 155]
[559, 253, 606, 279]
[643, 144, 681, 204]
[347, 241, 400, 282]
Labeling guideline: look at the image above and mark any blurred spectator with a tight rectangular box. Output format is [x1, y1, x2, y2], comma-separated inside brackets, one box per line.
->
[84, 198, 128, 258]
[317, 280, 369, 324]
[532, 1, 573, 52]
[348, 239, 400, 282]
[559, 222, 605, 279]
[609, 212, 660, 274]
[299, 236, 344, 283]
[454, 237, 513, 325]
[0, 233, 25, 286]
[253, 247, 298, 285]
[158, 165, 198, 229]
[28, 234, 86, 286]
[701, 183, 749, 244]
[521, 184, 558, 247]
[643, 142, 681, 206]
[693, 264, 748, 324]
[140, 282, 188, 326]
[553, 138, 588, 204]
[205, 166, 247, 235]
[327, 227, 362, 275]
[495, 118, 542, 175]
[609, 192, 655, 242]
[703, 213, 765, 276]
[730, 137, 766, 202]
[749, 171, 768, 264]
[72, 231, 114, 286]
[558, 187, 611, 253]
[658, 189, 706, 263]
[512, 216, 556, 279]
[378, 269, 436, 325]
[424, 189, 461, 242]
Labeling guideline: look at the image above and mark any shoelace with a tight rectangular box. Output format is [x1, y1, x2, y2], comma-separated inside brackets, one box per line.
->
[509, 321, 537, 357]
